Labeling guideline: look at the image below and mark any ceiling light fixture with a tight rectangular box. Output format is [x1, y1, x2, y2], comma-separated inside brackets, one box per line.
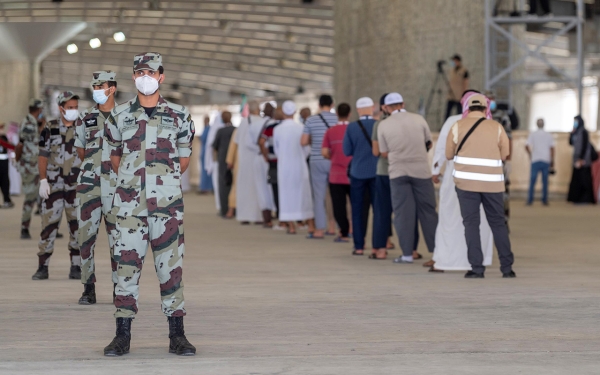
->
[89, 38, 101, 49]
[66, 43, 78, 54]
[113, 32, 126, 42]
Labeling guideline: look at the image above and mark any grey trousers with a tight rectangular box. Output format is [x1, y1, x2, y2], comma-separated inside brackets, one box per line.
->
[456, 188, 514, 274]
[310, 159, 331, 230]
[390, 176, 438, 257]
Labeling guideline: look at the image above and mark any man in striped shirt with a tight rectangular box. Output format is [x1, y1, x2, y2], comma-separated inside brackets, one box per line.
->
[301, 95, 338, 238]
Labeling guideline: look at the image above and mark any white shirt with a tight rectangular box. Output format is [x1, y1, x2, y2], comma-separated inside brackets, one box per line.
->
[526, 129, 555, 163]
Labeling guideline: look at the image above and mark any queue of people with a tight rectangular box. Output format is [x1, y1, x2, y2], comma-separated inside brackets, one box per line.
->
[201, 92, 518, 279]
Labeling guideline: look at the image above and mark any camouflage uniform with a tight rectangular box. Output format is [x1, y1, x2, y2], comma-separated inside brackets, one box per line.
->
[75, 71, 118, 285]
[38, 92, 82, 267]
[105, 53, 195, 319]
[18, 99, 42, 230]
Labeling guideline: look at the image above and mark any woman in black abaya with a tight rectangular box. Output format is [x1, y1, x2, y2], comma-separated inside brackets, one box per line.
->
[567, 115, 595, 204]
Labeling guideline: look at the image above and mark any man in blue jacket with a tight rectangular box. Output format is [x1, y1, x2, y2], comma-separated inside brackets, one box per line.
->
[343, 97, 378, 256]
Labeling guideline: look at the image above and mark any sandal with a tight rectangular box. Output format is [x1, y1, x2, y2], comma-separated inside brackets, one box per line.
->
[423, 260, 435, 268]
[334, 237, 350, 243]
[287, 230, 297, 235]
[413, 253, 423, 260]
[386, 243, 396, 250]
[324, 231, 337, 236]
[352, 249, 364, 256]
[428, 266, 444, 273]
[306, 233, 324, 239]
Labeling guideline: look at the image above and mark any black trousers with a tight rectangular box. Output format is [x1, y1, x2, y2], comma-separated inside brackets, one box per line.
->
[218, 165, 231, 216]
[456, 188, 514, 274]
[329, 183, 350, 237]
[529, 0, 551, 15]
[446, 100, 463, 120]
[0, 159, 11, 203]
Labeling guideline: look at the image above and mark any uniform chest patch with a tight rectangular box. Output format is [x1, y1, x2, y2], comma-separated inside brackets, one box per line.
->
[85, 118, 97, 128]
[123, 118, 135, 126]
[161, 117, 175, 126]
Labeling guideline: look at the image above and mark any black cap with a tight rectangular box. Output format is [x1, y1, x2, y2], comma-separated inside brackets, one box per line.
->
[451, 54, 462, 61]
[379, 93, 389, 106]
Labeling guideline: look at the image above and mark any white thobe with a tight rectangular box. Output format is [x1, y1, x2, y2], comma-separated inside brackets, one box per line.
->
[235, 117, 263, 222]
[204, 115, 224, 211]
[432, 114, 493, 270]
[273, 119, 313, 221]
[246, 115, 275, 212]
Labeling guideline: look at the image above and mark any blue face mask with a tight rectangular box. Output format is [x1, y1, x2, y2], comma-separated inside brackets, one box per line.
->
[574, 121, 579, 128]
[37, 111, 44, 120]
[490, 101, 497, 111]
[450, 60, 456, 68]
[92, 88, 111, 105]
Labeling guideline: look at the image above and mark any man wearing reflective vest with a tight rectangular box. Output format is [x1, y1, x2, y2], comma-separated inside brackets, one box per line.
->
[445, 94, 515, 279]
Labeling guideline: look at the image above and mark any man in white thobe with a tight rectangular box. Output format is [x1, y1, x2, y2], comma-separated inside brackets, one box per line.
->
[205, 113, 224, 212]
[273, 101, 314, 234]
[431, 91, 493, 271]
[245, 100, 275, 226]
[234, 106, 263, 223]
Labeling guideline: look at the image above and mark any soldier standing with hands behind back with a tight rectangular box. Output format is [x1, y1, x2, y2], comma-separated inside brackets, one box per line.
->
[16, 99, 45, 239]
[104, 52, 196, 357]
[74, 71, 119, 305]
[32, 92, 82, 280]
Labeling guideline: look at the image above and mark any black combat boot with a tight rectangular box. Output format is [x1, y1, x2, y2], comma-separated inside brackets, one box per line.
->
[79, 283, 96, 305]
[168, 316, 196, 356]
[69, 265, 81, 280]
[32, 265, 49, 280]
[20, 228, 31, 239]
[104, 318, 132, 356]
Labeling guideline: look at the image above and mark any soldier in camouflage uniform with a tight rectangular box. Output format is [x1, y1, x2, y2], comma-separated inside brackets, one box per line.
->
[75, 71, 119, 305]
[32, 91, 82, 280]
[16, 99, 44, 239]
[488, 92, 512, 227]
[103, 53, 196, 357]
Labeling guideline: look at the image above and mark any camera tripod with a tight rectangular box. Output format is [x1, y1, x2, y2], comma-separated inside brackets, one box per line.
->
[424, 61, 452, 129]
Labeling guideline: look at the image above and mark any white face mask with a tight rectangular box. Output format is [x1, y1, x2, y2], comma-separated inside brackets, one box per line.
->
[93, 89, 111, 105]
[62, 109, 79, 122]
[135, 75, 160, 96]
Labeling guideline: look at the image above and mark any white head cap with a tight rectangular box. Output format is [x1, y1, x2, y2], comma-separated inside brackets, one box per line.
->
[282, 100, 296, 116]
[356, 97, 374, 109]
[384, 92, 404, 106]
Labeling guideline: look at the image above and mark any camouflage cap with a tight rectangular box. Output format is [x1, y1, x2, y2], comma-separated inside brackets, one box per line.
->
[28, 98, 44, 109]
[57, 91, 80, 105]
[133, 52, 162, 72]
[91, 70, 117, 86]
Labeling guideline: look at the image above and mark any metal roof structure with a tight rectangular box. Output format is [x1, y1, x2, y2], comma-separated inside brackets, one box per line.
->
[0, 0, 334, 104]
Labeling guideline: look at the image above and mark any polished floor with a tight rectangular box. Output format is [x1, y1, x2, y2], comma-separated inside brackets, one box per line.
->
[0, 193, 599, 374]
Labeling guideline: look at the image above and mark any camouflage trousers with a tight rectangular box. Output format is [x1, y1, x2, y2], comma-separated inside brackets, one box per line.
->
[38, 189, 79, 266]
[19, 171, 39, 229]
[77, 194, 117, 285]
[113, 213, 186, 319]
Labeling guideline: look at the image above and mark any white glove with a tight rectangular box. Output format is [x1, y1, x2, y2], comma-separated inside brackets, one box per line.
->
[39, 179, 50, 199]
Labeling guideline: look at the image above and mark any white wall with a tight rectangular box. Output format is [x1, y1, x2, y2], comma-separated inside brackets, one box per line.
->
[529, 86, 598, 132]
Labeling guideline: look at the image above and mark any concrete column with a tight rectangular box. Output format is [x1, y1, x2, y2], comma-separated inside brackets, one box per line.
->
[334, 0, 485, 129]
[0, 61, 31, 125]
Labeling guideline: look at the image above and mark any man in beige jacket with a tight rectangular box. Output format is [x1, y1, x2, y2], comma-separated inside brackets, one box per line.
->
[445, 94, 515, 279]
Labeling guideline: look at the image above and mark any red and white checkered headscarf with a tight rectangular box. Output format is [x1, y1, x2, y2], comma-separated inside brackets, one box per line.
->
[461, 91, 492, 119]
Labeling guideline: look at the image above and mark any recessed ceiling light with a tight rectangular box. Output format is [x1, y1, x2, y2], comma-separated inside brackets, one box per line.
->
[113, 32, 126, 42]
[66, 43, 78, 54]
[89, 38, 101, 49]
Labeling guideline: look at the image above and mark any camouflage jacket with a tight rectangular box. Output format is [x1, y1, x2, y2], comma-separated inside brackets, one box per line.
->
[39, 118, 82, 190]
[105, 95, 195, 217]
[74, 106, 117, 197]
[18, 114, 40, 174]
